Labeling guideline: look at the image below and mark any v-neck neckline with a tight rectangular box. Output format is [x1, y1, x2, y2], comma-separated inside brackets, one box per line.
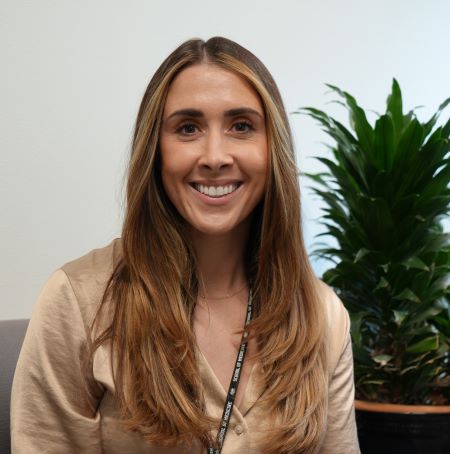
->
[196, 346, 262, 417]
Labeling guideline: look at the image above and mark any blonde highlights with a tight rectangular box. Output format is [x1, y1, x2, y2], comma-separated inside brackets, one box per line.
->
[90, 37, 328, 453]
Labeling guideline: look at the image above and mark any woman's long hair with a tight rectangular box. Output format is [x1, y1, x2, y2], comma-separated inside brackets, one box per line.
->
[89, 37, 328, 453]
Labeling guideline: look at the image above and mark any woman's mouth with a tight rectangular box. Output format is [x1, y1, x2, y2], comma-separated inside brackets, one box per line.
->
[191, 183, 241, 198]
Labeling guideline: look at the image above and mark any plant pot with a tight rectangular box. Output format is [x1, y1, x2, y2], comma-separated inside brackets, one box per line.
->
[355, 400, 450, 454]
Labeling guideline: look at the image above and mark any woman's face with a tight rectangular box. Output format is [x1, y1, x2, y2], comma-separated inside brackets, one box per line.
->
[159, 63, 268, 237]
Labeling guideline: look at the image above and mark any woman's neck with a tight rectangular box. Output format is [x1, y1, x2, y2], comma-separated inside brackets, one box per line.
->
[189, 222, 250, 299]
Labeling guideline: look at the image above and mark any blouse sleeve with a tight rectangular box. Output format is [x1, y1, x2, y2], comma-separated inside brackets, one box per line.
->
[319, 309, 360, 454]
[11, 269, 104, 453]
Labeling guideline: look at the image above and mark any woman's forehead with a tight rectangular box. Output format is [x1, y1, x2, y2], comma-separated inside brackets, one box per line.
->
[163, 64, 264, 118]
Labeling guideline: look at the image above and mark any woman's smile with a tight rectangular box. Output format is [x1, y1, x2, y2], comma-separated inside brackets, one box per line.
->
[188, 181, 243, 207]
[191, 182, 240, 198]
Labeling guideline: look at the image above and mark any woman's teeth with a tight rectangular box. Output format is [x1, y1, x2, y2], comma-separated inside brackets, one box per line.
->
[194, 183, 239, 198]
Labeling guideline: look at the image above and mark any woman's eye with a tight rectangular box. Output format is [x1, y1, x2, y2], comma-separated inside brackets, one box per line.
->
[176, 123, 198, 135]
[233, 121, 253, 133]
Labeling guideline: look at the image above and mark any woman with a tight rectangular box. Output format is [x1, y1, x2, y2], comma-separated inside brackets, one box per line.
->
[11, 37, 360, 453]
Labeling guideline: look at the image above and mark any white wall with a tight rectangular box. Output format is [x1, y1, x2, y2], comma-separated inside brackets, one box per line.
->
[1, 0, 449, 319]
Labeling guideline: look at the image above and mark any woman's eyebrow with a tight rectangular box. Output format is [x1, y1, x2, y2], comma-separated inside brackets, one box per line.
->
[165, 107, 264, 121]
[166, 108, 203, 120]
[225, 107, 264, 119]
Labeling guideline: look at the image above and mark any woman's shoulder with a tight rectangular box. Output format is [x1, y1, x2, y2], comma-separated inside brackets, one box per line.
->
[59, 237, 122, 316]
[315, 279, 349, 332]
[315, 279, 352, 374]
[33, 238, 123, 330]
[61, 237, 122, 288]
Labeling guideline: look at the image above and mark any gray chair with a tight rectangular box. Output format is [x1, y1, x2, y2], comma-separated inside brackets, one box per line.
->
[0, 319, 29, 454]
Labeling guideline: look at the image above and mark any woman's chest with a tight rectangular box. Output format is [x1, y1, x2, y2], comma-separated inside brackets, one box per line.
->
[193, 304, 258, 409]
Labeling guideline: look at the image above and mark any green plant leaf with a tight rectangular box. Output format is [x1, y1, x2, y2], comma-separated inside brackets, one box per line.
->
[423, 97, 450, 137]
[400, 365, 419, 375]
[386, 79, 403, 136]
[354, 248, 370, 263]
[406, 336, 439, 353]
[442, 117, 450, 138]
[350, 312, 364, 345]
[434, 314, 450, 337]
[325, 84, 374, 154]
[408, 305, 444, 325]
[302, 172, 330, 186]
[421, 164, 450, 201]
[401, 256, 429, 271]
[393, 288, 421, 303]
[374, 277, 389, 292]
[373, 354, 394, 366]
[394, 118, 424, 173]
[393, 310, 408, 326]
[373, 114, 395, 171]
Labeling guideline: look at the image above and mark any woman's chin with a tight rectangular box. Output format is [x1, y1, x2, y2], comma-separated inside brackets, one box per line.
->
[187, 217, 250, 238]
[190, 224, 237, 237]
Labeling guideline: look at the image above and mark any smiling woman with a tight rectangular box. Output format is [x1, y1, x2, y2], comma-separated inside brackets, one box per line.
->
[11, 37, 360, 454]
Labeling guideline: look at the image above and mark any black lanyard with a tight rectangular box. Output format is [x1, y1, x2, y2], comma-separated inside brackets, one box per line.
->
[207, 290, 253, 454]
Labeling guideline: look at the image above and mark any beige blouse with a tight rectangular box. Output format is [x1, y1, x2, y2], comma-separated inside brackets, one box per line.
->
[11, 239, 360, 453]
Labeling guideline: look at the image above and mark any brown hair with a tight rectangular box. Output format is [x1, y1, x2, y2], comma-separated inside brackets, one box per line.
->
[90, 37, 327, 453]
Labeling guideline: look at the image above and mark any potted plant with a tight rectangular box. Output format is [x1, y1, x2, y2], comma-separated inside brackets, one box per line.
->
[296, 80, 450, 453]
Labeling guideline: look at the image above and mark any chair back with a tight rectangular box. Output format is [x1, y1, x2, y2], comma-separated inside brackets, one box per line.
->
[0, 319, 29, 454]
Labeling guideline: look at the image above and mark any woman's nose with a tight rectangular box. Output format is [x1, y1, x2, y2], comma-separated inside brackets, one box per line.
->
[198, 130, 234, 171]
